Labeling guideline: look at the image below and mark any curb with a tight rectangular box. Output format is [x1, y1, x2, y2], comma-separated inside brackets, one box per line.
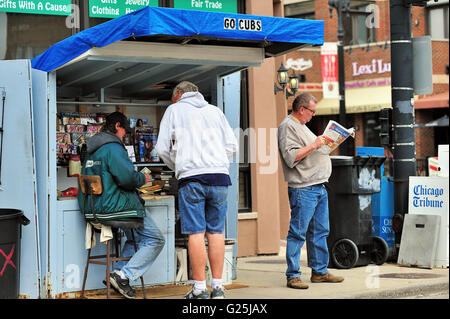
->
[344, 281, 449, 299]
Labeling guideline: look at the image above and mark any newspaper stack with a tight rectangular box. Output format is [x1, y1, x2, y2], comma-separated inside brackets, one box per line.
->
[318, 120, 355, 154]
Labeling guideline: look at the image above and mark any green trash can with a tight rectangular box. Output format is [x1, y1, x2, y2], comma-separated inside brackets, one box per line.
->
[0, 209, 30, 299]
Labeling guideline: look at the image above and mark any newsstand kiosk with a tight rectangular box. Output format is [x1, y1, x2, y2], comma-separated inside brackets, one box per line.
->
[0, 6, 324, 298]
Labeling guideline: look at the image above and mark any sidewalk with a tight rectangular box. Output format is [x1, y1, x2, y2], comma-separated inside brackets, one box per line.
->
[84, 245, 448, 300]
[151, 245, 448, 299]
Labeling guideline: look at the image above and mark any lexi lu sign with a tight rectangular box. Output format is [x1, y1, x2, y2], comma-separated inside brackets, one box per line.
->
[352, 59, 391, 77]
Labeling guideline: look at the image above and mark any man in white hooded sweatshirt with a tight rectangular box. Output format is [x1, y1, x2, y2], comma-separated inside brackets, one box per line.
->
[156, 81, 238, 299]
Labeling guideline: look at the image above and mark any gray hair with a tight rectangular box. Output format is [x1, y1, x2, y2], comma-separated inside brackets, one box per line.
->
[292, 93, 317, 112]
[172, 81, 198, 98]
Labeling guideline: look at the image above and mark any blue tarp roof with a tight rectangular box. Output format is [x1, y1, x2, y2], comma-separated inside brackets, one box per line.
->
[31, 6, 324, 72]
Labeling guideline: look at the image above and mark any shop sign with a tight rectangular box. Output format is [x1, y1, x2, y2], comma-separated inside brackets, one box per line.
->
[352, 59, 391, 77]
[409, 178, 448, 211]
[321, 42, 339, 99]
[223, 17, 261, 31]
[345, 77, 391, 89]
[89, 0, 159, 18]
[174, 0, 237, 13]
[408, 176, 449, 267]
[0, 0, 72, 15]
[286, 57, 312, 72]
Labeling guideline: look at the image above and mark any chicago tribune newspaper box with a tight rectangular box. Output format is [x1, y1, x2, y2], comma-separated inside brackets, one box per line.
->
[408, 176, 449, 268]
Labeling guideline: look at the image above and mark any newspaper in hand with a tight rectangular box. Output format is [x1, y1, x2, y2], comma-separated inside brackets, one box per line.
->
[318, 120, 355, 154]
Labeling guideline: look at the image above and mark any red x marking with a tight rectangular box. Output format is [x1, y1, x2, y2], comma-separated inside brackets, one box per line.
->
[0, 244, 16, 276]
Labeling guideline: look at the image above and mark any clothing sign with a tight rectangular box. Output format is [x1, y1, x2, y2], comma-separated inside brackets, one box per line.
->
[0, 0, 72, 15]
[89, 0, 158, 18]
[409, 176, 449, 267]
[321, 42, 339, 99]
[174, 0, 237, 13]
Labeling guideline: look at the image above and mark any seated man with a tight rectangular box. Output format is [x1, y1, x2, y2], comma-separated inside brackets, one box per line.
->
[78, 111, 165, 299]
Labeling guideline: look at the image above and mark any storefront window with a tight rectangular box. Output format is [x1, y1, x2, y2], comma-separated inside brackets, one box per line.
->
[427, 3, 449, 39]
[363, 112, 381, 147]
[1, 12, 72, 60]
[239, 70, 252, 212]
[343, 3, 377, 45]
[284, 0, 315, 19]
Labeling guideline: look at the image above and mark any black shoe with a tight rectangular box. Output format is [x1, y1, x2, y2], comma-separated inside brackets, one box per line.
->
[102, 278, 122, 296]
[109, 272, 136, 299]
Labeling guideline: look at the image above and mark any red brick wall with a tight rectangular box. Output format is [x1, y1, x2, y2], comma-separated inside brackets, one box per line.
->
[415, 110, 436, 158]
[376, 1, 390, 42]
[431, 41, 449, 75]
[314, 0, 337, 42]
[354, 115, 364, 148]
[412, 6, 426, 37]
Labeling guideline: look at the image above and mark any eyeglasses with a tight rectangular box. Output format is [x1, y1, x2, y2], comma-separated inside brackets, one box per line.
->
[301, 105, 316, 115]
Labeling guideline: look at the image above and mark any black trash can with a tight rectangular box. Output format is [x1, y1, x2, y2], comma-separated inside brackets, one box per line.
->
[326, 155, 387, 269]
[0, 209, 30, 299]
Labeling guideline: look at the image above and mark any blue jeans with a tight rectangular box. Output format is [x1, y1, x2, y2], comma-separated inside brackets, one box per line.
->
[178, 182, 228, 234]
[286, 185, 330, 279]
[114, 212, 165, 281]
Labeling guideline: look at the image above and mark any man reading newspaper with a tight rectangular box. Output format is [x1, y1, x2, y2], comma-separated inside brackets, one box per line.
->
[278, 93, 344, 289]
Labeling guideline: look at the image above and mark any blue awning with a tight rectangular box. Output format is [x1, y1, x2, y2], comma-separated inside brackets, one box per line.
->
[31, 6, 324, 72]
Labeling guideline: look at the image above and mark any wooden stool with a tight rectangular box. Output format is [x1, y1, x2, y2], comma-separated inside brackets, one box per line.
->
[79, 175, 146, 299]
[80, 226, 146, 299]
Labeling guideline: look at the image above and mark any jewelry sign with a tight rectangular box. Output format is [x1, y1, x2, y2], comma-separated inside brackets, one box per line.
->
[0, 0, 72, 15]
[88, 0, 159, 18]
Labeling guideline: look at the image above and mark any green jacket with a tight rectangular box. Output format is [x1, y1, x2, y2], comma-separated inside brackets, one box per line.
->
[77, 132, 146, 221]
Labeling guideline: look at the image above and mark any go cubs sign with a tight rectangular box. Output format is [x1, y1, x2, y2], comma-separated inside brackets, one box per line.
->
[224, 17, 262, 31]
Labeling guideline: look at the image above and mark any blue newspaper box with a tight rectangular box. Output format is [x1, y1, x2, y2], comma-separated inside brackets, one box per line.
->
[356, 147, 395, 258]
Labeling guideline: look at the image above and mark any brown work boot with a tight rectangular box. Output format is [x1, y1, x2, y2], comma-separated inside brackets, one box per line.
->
[311, 272, 344, 283]
[287, 277, 309, 289]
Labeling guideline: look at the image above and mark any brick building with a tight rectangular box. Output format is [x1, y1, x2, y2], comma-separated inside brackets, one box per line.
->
[282, 0, 449, 173]
[236, 0, 448, 257]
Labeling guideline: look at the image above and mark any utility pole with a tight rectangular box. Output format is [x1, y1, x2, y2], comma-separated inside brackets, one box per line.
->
[389, 0, 417, 258]
[328, 0, 351, 155]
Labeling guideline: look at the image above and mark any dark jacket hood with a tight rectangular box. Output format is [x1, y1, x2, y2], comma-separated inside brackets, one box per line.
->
[86, 131, 124, 154]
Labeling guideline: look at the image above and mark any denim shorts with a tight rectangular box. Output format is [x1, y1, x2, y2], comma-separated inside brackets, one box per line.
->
[178, 182, 228, 234]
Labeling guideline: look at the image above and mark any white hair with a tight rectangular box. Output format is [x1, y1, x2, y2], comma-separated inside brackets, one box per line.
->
[172, 81, 198, 98]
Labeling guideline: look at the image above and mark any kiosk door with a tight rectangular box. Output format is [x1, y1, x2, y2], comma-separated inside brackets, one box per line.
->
[0, 60, 41, 298]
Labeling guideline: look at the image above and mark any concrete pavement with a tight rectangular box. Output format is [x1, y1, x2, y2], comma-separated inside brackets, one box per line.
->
[225, 246, 449, 299]
[153, 245, 448, 299]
